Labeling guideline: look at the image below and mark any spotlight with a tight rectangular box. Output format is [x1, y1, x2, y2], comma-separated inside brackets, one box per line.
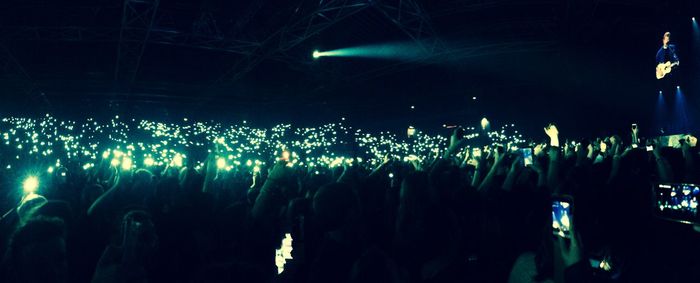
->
[312, 50, 321, 59]
[677, 86, 680, 89]
[23, 176, 39, 194]
[410, 105, 415, 109]
[472, 96, 477, 100]
[693, 17, 696, 21]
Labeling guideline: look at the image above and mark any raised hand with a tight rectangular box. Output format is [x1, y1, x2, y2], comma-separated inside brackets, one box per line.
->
[382, 153, 391, 165]
[686, 135, 697, 147]
[510, 155, 523, 172]
[534, 143, 546, 157]
[631, 124, 640, 144]
[267, 160, 293, 182]
[445, 127, 469, 158]
[544, 124, 560, 147]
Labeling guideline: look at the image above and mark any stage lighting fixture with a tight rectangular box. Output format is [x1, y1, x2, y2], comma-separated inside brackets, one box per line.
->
[23, 176, 39, 194]
[312, 50, 321, 59]
[693, 17, 696, 21]
[472, 97, 477, 100]
[677, 86, 680, 89]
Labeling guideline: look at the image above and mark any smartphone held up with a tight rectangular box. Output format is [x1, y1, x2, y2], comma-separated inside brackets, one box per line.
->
[552, 198, 572, 239]
[653, 183, 700, 225]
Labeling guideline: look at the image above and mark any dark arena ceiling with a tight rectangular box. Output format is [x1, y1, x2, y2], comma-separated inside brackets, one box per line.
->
[0, 0, 698, 135]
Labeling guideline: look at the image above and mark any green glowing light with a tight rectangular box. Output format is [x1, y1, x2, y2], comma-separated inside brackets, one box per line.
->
[312, 50, 321, 59]
[23, 176, 39, 194]
[121, 157, 133, 170]
[144, 157, 155, 167]
[172, 154, 183, 167]
[217, 158, 227, 170]
[481, 117, 490, 130]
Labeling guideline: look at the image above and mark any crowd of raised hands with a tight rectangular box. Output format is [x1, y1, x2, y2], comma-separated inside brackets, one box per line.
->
[1, 121, 699, 283]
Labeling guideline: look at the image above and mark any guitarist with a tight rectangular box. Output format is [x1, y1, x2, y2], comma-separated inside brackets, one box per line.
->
[655, 32, 679, 80]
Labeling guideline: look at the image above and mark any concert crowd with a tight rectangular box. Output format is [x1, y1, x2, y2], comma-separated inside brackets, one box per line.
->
[0, 115, 698, 283]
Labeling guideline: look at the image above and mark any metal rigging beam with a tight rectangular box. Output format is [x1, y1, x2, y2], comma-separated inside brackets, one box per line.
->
[0, 43, 51, 110]
[0, 26, 260, 55]
[373, 0, 446, 55]
[113, 0, 160, 88]
[213, 0, 371, 86]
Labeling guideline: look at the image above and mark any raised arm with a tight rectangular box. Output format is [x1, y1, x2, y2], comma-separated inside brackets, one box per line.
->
[502, 156, 522, 191]
[544, 124, 561, 191]
[681, 135, 697, 182]
[88, 167, 129, 217]
[652, 139, 674, 182]
[251, 161, 292, 221]
[477, 147, 506, 192]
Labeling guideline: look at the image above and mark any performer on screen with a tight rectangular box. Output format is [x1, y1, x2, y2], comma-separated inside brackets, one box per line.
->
[654, 31, 688, 136]
[655, 32, 679, 80]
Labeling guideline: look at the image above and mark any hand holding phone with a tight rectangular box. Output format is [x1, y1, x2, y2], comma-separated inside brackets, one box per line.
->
[654, 183, 700, 224]
[554, 197, 582, 268]
[552, 198, 573, 239]
[521, 148, 533, 167]
[472, 148, 481, 158]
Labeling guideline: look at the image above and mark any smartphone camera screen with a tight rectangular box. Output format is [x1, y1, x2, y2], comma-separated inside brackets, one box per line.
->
[521, 148, 533, 167]
[588, 258, 612, 271]
[654, 183, 700, 224]
[552, 200, 572, 238]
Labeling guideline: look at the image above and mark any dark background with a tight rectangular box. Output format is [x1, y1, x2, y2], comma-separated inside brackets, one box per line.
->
[1, 0, 699, 139]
